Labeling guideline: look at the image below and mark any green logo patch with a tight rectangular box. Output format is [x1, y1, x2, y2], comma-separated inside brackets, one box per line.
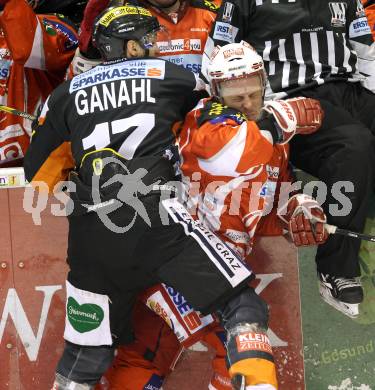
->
[67, 297, 104, 333]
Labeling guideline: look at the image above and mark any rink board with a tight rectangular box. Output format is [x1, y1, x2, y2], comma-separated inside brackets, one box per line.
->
[1, 178, 374, 389]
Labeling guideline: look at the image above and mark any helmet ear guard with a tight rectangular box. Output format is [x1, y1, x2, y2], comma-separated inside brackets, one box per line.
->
[206, 41, 267, 98]
[92, 4, 162, 60]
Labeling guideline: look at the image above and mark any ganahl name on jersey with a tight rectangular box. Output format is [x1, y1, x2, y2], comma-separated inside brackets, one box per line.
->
[74, 78, 156, 114]
[70, 60, 166, 92]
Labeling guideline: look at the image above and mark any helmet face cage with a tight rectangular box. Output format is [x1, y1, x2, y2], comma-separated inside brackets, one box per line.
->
[93, 5, 161, 60]
[207, 41, 267, 98]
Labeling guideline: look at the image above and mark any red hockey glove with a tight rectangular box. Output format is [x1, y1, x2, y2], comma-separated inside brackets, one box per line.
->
[263, 97, 324, 144]
[278, 194, 328, 246]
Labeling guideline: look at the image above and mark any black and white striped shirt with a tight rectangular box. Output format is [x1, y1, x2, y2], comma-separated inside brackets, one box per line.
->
[203, 0, 375, 98]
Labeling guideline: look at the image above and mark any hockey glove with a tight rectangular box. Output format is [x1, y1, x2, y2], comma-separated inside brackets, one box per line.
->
[278, 194, 328, 246]
[71, 48, 101, 76]
[263, 97, 323, 144]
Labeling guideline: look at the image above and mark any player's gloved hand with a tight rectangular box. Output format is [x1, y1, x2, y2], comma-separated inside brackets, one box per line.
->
[263, 97, 323, 144]
[71, 48, 101, 76]
[278, 193, 328, 246]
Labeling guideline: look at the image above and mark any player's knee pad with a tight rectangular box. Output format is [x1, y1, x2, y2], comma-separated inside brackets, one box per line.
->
[56, 341, 115, 386]
[218, 287, 269, 330]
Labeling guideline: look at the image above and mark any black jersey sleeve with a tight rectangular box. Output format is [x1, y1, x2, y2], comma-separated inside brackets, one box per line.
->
[24, 84, 75, 191]
[164, 60, 208, 116]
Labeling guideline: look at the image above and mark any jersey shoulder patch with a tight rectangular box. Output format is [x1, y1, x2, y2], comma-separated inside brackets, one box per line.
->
[40, 14, 78, 50]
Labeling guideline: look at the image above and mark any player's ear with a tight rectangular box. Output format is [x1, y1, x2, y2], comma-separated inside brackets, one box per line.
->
[126, 40, 145, 58]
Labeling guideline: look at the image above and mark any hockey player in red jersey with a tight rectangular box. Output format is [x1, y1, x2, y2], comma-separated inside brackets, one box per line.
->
[100, 42, 327, 390]
[0, 0, 78, 167]
[177, 41, 328, 389]
[179, 42, 328, 258]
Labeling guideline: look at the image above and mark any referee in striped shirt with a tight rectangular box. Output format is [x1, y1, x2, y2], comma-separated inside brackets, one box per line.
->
[203, 0, 375, 318]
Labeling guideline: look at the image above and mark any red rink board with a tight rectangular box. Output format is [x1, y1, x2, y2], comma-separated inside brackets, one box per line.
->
[0, 187, 304, 389]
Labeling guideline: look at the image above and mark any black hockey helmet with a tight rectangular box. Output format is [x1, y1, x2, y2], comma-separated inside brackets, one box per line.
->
[92, 4, 161, 60]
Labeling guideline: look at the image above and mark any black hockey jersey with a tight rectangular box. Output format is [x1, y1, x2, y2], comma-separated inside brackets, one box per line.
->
[203, 0, 375, 98]
[24, 57, 204, 190]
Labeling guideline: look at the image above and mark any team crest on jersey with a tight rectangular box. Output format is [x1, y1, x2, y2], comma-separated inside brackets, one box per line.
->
[328, 2, 347, 27]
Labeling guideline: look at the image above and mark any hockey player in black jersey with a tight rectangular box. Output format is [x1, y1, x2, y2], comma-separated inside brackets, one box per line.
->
[203, 0, 375, 319]
[23, 5, 282, 389]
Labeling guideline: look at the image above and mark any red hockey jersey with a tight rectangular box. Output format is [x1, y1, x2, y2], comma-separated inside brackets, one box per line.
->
[178, 98, 291, 260]
[0, 0, 77, 167]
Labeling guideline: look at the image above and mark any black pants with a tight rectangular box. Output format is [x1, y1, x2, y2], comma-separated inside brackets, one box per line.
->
[56, 154, 269, 386]
[67, 155, 253, 345]
[290, 81, 375, 277]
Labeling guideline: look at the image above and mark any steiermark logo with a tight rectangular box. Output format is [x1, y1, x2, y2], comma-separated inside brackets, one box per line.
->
[67, 297, 104, 333]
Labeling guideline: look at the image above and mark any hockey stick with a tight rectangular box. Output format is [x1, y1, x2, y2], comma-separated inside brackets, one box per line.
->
[0, 105, 36, 121]
[325, 223, 375, 243]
